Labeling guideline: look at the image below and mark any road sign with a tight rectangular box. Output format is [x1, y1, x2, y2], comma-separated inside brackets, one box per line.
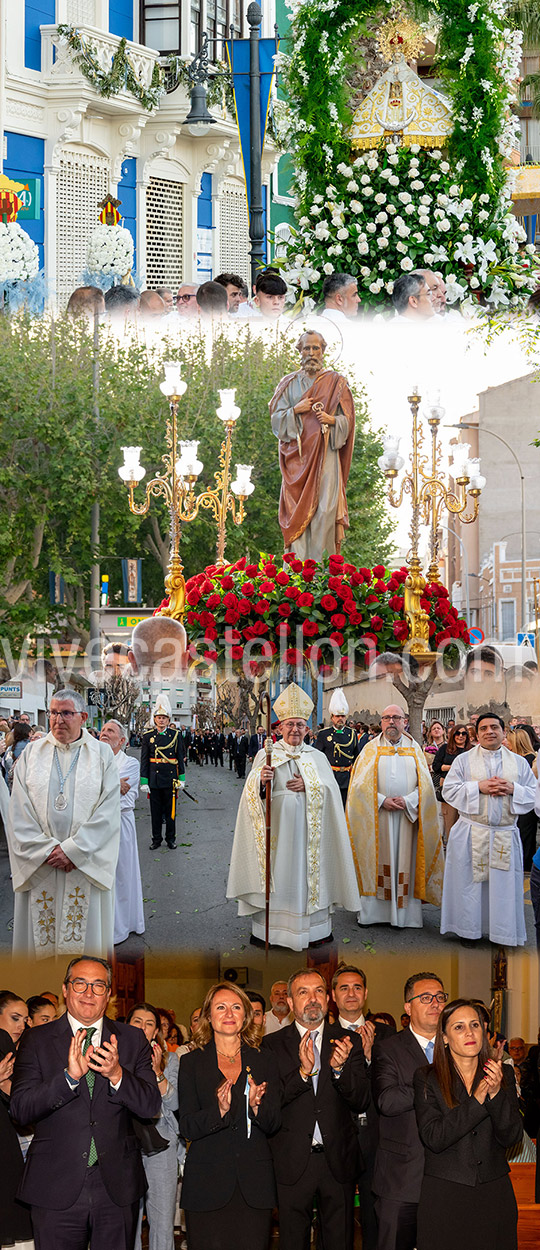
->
[468, 628, 484, 644]
[117, 615, 146, 628]
[0, 681, 22, 698]
[517, 633, 536, 647]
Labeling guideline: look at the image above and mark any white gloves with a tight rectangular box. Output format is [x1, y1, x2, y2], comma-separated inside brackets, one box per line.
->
[140, 784, 150, 797]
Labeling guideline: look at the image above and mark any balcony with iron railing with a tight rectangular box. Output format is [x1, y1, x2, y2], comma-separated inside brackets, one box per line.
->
[40, 23, 161, 113]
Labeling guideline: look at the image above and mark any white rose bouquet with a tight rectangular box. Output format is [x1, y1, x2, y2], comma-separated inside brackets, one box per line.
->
[0, 223, 39, 284]
[87, 224, 134, 277]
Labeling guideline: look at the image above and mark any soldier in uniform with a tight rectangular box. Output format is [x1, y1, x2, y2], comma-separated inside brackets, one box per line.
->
[140, 693, 185, 849]
[315, 689, 360, 807]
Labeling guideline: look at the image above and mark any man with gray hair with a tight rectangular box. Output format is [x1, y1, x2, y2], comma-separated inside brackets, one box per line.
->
[319, 272, 360, 324]
[391, 271, 435, 319]
[7, 687, 121, 958]
[127, 614, 186, 681]
[100, 720, 144, 946]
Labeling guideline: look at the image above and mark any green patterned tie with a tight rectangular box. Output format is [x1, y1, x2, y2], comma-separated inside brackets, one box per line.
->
[82, 1027, 98, 1166]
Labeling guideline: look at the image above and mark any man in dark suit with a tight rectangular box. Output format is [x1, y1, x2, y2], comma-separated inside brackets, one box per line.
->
[371, 970, 447, 1250]
[11, 956, 161, 1250]
[227, 729, 237, 770]
[332, 962, 395, 1250]
[263, 967, 370, 1250]
[249, 724, 266, 760]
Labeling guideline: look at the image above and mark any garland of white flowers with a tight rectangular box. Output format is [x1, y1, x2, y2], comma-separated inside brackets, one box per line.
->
[276, 0, 538, 310]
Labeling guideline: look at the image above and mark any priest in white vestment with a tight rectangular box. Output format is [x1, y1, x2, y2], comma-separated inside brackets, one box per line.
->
[99, 719, 144, 946]
[346, 705, 443, 927]
[7, 687, 120, 960]
[441, 712, 535, 946]
[227, 682, 361, 950]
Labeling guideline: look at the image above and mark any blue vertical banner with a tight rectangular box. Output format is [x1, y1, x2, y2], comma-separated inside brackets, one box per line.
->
[225, 36, 278, 221]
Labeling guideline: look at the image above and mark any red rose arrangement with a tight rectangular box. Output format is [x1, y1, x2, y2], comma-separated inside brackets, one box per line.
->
[159, 554, 469, 674]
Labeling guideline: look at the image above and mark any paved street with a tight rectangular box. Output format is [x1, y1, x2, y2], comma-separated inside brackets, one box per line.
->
[0, 750, 535, 956]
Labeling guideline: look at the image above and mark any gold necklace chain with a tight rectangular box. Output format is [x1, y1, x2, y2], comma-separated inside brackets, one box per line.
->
[216, 1044, 241, 1062]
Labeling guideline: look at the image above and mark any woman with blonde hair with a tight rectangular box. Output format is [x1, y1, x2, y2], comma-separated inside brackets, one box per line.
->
[506, 727, 538, 870]
[178, 982, 280, 1250]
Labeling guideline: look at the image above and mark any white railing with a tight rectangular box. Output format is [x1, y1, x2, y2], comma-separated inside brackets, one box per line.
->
[40, 24, 159, 92]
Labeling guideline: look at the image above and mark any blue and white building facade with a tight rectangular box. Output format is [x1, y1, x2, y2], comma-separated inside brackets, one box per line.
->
[0, 1, 278, 305]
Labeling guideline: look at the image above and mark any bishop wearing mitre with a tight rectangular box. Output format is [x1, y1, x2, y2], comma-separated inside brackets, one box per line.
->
[227, 682, 361, 950]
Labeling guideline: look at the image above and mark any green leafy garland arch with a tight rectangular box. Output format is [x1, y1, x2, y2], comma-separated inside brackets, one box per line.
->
[57, 26, 165, 111]
[276, 0, 536, 309]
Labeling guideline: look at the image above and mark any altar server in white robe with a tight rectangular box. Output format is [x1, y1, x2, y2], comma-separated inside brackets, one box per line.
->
[346, 705, 443, 928]
[7, 687, 120, 959]
[100, 719, 144, 946]
[227, 682, 361, 950]
[441, 711, 535, 946]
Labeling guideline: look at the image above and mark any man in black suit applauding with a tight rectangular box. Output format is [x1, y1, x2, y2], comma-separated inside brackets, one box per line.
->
[264, 967, 370, 1250]
[332, 962, 395, 1250]
[11, 956, 161, 1249]
[371, 970, 447, 1250]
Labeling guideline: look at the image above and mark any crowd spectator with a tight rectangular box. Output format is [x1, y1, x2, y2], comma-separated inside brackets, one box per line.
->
[196, 279, 229, 317]
[66, 285, 106, 319]
[392, 271, 435, 319]
[3, 721, 31, 791]
[431, 724, 471, 842]
[215, 271, 245, 313]
[127, 1001, 180, 1250]
[0, 989, 33, 1249]
[238, 268, 287, 319]
[319, 271, 360, 323]
[26, 994, 57, 1026]
[176, 283, 199, 317]
[105, 284, 140, 323]
[139, 289, 166, 321]
[153, 285, 174, 312]
[507, 726, 538, 869]
[424, 719, 446, 767]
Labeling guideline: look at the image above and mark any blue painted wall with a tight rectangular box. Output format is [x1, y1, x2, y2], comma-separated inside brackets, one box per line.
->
[4, 133, 45, 270]
[24, 0, 55, 71]
[109, 0, 134, 40]
[117, 157, 137, 273]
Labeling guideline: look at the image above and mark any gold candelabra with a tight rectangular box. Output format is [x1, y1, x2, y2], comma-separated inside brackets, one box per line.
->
[378, 388, 485, 660]
[118, 364, 254, 619]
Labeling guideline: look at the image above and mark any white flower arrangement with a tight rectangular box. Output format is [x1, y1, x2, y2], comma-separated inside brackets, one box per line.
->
[0, 223, 39, 284]
[86, 224, 134, 276]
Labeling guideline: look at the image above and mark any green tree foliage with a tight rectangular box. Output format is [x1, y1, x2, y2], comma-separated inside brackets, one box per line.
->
[0, 315, 393, 651]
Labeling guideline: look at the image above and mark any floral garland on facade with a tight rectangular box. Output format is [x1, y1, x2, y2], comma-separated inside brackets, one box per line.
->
[156, 554, 469, 674]
[57, 26, 163, 111]
[276, 0, 537, 310]
[0, 223, 39, 284]
[86, 223, 134, 279]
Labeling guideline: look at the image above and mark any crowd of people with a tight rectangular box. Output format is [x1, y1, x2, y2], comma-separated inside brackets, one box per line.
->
[2, 682, 540, 955]
[0, 956, 537, 1250]
[62, 265, 460, 331]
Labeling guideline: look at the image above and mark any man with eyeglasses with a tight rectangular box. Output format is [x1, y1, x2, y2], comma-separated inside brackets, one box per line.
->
[6, 686, 121, 958]
[11, 955, 160, 1249]
[175, 282, 199, 318]
[346, 705, 443, 930]
[371, 971, 447, 1250]
[227, 682, 361, 949]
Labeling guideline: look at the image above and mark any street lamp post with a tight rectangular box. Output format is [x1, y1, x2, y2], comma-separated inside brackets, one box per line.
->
[118, 366, 254, 619]
[379, 389, 486, 659]
[447, 422, 527, 633]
